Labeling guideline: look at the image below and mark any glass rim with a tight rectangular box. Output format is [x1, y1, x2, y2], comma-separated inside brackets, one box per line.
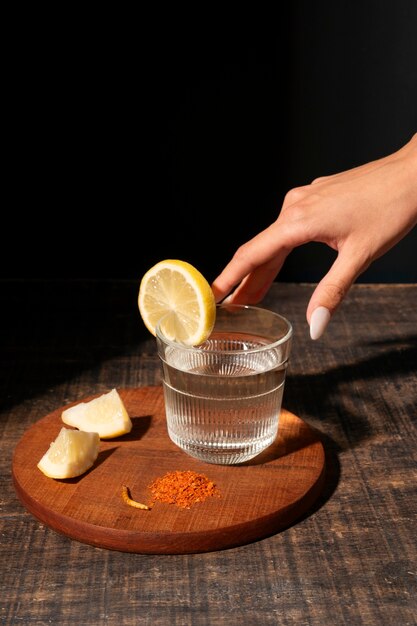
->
[155, 303, 293, 353]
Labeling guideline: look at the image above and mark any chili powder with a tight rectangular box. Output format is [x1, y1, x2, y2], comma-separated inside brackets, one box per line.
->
[148, 470, 220, 509]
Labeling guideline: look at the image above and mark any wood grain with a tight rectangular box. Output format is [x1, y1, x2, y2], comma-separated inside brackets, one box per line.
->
[12, 386, 325, 554]
[3, 281, 416, 625]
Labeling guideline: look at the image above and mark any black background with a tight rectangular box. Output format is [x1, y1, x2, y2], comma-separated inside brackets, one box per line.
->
[6, 1, 417, 284]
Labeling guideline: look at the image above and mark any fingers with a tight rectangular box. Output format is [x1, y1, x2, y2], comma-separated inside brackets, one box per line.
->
[212, 191, 324, 304]
[218, 256, 286, 305]
[211, 221, 300, 303]
[307, 249, 368, 339]
[212, 253, 287, 304]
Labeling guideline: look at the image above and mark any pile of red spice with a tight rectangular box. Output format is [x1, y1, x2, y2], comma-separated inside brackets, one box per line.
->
[148, 470, 220, 509]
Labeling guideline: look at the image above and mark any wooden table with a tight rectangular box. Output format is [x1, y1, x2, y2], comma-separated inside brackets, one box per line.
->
[1, 280, 416, 625]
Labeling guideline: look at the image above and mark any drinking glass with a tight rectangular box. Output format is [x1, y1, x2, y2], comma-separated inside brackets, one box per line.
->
[156, 304, 292, 464]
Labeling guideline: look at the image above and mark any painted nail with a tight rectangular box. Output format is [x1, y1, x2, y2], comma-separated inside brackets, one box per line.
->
[310, 306, 331, 340]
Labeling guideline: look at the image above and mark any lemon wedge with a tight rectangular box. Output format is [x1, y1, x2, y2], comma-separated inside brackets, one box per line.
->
[138, 259, 216, 346]
[61, 388, 132, 439]
[37, 427, 100, 479]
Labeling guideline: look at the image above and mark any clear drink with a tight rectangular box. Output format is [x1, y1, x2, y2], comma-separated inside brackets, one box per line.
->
[157, 306, 292, 464]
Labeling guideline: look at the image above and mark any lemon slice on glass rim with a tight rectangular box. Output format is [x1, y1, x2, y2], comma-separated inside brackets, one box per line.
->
[138, 259, 216, 346]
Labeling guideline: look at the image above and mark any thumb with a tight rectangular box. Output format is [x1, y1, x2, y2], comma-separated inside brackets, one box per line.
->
[307, 251, 365, 340]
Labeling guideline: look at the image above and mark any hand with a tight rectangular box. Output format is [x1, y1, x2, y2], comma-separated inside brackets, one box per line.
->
[212, 134, 417, 339]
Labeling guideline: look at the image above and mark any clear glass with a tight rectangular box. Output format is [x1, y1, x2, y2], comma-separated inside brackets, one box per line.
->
[156, 304, 293, 465]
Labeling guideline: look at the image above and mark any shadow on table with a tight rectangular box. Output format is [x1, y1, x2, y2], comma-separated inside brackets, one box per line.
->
[288, 431, 340, 528]
[285, 333, 417, 450]
[273, 334, 417, 527]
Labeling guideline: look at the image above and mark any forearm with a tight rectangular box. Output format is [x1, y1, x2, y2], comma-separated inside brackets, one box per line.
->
[397, 132, 417, 225]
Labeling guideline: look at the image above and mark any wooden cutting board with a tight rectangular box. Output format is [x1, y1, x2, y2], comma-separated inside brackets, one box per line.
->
[12, 386, 325, 554]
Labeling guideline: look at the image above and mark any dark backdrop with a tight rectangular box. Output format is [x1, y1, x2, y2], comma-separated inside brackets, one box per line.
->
[6, 1, 417, 283]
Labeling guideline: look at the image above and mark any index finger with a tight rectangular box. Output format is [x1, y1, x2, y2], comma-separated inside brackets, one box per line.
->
[211, 222, 293, 302]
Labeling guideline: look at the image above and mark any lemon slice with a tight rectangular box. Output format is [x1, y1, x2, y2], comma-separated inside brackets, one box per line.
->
[61, 388, 132, 439]
[37, 427, 100, 479]
[138, 259, 216, 346]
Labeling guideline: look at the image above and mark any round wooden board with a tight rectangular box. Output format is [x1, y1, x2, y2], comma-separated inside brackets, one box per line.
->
[12, 386, 325, 554]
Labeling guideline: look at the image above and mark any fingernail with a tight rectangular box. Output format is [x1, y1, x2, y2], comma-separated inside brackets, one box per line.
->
[310, 306, 331, 340]
[221, 295, 233, 305]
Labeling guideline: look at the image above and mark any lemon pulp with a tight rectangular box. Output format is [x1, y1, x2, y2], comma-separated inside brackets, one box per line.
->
[138, 259, 216, 346]
[61, 388, 132, 439]
[37, 427, 100, 479]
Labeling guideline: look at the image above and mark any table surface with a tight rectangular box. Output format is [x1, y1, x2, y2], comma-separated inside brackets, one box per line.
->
[1, 280, 416, 626]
